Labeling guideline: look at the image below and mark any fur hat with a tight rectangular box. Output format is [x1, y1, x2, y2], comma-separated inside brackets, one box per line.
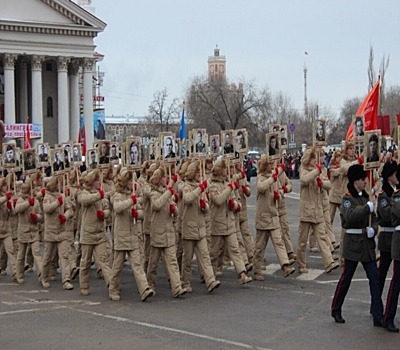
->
[185, 161, 199, 181]
[146, 162, 159, 178]
[149, 167, 165, 186]
[257, 154, 272, 174]
[178, 161, 190, 178]
[381, 161, 398, 181]
[46, 176, 59, 192]
[348, 164, 366, 183]
[301, 148, 316, 167]
[84, 169, 100, 187]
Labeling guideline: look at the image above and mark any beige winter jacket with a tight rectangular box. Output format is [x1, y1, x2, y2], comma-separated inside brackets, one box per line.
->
[182, 180, 208, 241]
[255, 172, 280, 230]
[15, 195, 43, 243]
[299, 165, 324, 224]
[111, 189, 143, 250]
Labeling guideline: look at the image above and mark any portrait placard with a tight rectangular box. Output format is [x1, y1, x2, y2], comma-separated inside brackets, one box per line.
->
[234, 129, 248, 156]
[161, 133, 176, 162]
[86, 148, 99, 170]
[71, 143, 82, 166]
[364, 129, 381, 170]
[109, 142, 120, 164]
[22, 148, 37, 174]
[192, 129, 208, 156]
[51, 148, 65, 175]
[209, 135, 220, 156]
[221, 129, 235, 158]
[125, 137, 141, 169]
[37, 143, 49, 165]
[98, 140, 111, 168]
[14, 147, 21, 171]
[314, 119, 327, 146]
[353, 115, 365, 141]
[148, 142, 156, 161]
[62, 143, 72, 170]
[175, 137, 181, 159]
[266, 132, 281, 160]
[3, 143, 17, 168]
[280, 125, 288, 149]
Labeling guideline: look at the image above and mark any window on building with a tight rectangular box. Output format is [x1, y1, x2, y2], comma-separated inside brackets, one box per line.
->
[46, 63, 53, 72]
[46, 97, 53, 117]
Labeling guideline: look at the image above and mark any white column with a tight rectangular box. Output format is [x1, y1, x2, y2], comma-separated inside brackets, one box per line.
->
[57, 56, 70, 143]
[18, 61, 28, 122]
[31, 55, 44, 144]
[82, 58, 94, 149]
[3, 53, 17, 125]
[69, 60, 80, 143]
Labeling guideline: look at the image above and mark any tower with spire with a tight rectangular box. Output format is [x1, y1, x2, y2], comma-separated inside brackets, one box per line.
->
[208, 45, 226, 83]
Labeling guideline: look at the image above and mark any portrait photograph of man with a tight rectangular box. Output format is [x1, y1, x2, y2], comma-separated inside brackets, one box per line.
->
[148, 142, 156, 160]
[23, 149, 37, 173]
[51, 148, 65, 174]
[353, 115, 365, 139]
[234, 129, 248, 155]
[193, 129, 207, 154]
[280, 125, 288, 148]
[365, 130, 381, 169]
[3, 143, 16, 167]
[222, 130, 234, 156]
[109, 143, 119, 163]
[163, 134, 176, 160]
[314, 119, 327, 146]
[126, 137, 141, 167]
[98, 141, 110, 165]
[37, 143, 49, 163]
[87, 149, 98, 170]
[72, 144, 82, 165]
[210, 135, 220, 155]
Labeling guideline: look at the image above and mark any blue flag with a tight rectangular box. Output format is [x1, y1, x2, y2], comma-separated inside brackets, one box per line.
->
[179, 107, 187, 158]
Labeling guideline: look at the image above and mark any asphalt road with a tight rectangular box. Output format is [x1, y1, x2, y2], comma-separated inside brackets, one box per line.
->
[0, 178, 398, 350]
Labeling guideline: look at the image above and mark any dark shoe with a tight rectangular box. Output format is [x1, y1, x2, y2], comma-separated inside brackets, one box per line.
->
[332, 313, 345, 324]
[373, 320, 383, 327]
[384, 321, 399, 333]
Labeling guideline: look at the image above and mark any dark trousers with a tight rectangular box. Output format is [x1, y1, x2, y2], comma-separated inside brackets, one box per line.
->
[378, 250, 392, 295]
[384, 259, 400, 324]
[331, 259, 383, 322]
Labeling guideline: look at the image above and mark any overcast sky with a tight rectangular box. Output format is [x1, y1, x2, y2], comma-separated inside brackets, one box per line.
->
[91, 0, 400, 119]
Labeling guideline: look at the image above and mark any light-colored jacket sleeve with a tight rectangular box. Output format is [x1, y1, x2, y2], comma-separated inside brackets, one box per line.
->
[183, 185, 202, 205]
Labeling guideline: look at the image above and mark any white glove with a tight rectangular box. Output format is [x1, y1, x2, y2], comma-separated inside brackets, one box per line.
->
[367, 227, 375, 238]
[367, 201, 374, 213]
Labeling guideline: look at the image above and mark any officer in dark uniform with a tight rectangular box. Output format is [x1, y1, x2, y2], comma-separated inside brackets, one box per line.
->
[377, 162, 398, 295]
[331, 164, 383, 326]
[383, 165, 400, 333]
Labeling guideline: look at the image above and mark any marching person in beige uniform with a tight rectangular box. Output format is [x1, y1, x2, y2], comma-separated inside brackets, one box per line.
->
[142, 161, 159, 271]
[253, 155, 294, 281]
[181, 160, 221, 293]
[236, 163, 255, 267]
[109, 169, 154, 302]
[328, 150, 343, 250]
[208, 159, 252, 285]
[15, 180, 44, 284]
[66, 169, 79, 280]
[277, 162, 297, 264]
[78, 169, 111, 296]
[0, 177, 17, 280]
[147, 166, 187, 298]
[41, 176, 74, 290]
[1, 174, 19, 275]
[297, 148, 339, 274]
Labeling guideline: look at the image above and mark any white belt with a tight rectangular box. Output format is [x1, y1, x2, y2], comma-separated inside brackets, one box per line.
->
[346, 229, 363, 234]
[380, 227, 395, 233]
[395, 225, 400, 231]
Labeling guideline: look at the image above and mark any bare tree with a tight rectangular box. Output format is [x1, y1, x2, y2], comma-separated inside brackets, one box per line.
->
[147, 88, 179, 132]
[187, 76, 261, 134]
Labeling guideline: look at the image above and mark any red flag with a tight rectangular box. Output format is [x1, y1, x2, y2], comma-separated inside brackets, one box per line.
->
[24, 118, 31, 149]
[78, 123, 86, 157]
[345, 79, 380, 140]
[377, 115, 391, 136]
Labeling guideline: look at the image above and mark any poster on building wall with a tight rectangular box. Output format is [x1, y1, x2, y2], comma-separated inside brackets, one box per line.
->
[4, 123, 42, 139]
[93, 109, 106, 140]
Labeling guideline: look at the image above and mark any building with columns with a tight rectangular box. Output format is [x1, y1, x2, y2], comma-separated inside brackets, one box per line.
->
[0, 0, 106, 148]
